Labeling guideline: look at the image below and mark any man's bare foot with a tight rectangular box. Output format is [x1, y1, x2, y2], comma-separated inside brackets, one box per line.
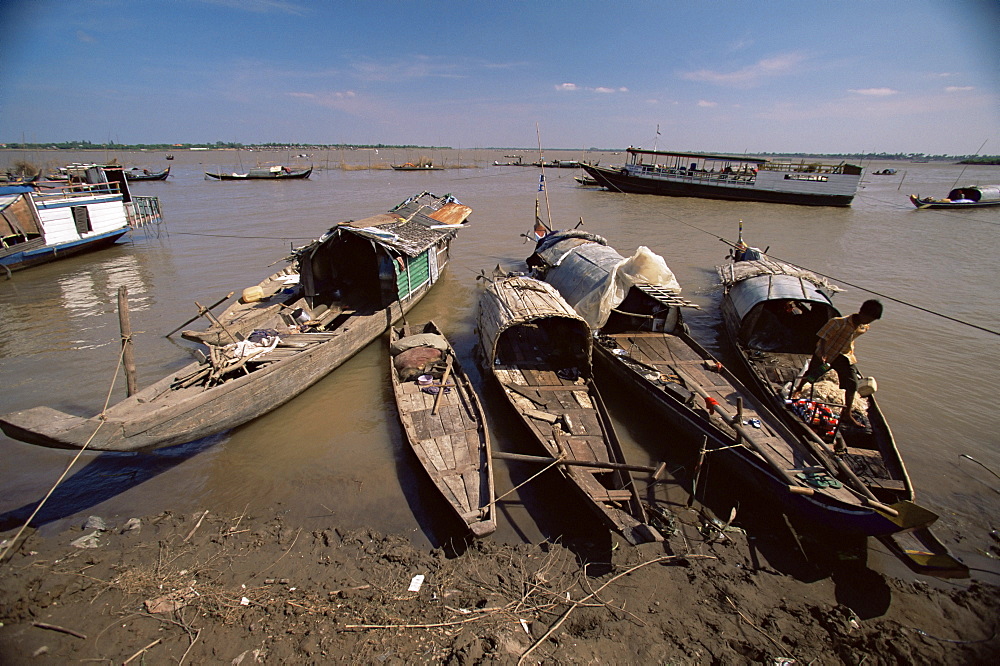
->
[848, 416, 865, 427]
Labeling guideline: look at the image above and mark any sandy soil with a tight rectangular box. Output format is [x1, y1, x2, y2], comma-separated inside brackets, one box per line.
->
[1, 505, 997, 665]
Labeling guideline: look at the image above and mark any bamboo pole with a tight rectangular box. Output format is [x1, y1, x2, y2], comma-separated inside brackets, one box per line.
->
[118, 286, 137, 396]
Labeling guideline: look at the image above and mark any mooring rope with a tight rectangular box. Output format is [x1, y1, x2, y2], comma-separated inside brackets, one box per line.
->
[0, 343, 128, 564]
[654, 210, 1000, 337]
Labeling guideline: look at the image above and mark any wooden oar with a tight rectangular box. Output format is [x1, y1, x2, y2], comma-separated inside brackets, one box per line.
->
[195, 301, 241, 345]
[670, 365, 804, 491]
[165, 291, 234, 337]
[431, 353, 453, 416]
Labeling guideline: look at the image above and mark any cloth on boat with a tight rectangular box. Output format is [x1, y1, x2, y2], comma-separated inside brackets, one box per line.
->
[390, 333, 449, 356]
[394, 346, 444, 381]
[225, 334, 281, 361]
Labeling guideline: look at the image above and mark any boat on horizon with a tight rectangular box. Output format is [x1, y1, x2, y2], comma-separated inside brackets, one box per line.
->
[0, 165, 161, 274]
[205, 165, 312, 180]
[125, 166, 170, 181]
[909, 185, 1000, 209]
[581, 147, 863, 207]
[0, 191, 470, 452]
[391, 161, 442, 171]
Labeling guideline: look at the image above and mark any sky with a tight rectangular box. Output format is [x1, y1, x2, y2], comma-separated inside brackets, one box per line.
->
[1, 0, 997, 155]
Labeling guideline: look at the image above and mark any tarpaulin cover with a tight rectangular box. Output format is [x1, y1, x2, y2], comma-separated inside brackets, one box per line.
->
[536, 232, 680, 329]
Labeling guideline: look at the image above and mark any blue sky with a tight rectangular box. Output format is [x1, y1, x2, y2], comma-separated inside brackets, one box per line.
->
[1, 0, 997, 154]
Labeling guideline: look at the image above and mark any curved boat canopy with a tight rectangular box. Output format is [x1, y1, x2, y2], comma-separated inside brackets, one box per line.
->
[728, 274, 839, 353]
[946, 185, 1000, 203]
[478, 275, 592, 368]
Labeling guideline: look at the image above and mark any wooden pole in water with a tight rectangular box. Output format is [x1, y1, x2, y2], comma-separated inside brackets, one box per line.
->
[118, 286, 137, 397]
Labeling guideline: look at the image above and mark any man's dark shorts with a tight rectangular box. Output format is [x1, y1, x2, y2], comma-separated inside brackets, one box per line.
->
[806, 353, 858, 391]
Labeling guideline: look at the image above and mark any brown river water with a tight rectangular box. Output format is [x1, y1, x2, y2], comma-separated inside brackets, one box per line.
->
[1, 149, 998, 580]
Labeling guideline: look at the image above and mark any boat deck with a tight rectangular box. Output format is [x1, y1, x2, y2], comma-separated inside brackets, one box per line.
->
[394, 374, 492, 534]
[492, 322, 658, 542]
[744, 350, 907, 497]
[603, 331, 861, 504]
[495, 324, 608, 465]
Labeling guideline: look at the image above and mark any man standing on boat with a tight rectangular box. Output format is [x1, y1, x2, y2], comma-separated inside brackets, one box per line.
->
[793, 299, 883, 427]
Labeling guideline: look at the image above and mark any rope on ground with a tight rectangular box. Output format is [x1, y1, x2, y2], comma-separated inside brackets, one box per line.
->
[0, 343, 128, 564]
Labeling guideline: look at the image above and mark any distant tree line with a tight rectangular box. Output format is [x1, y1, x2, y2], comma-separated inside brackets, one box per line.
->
[3, 142, 996, 163]
[0, 140, 453, 151]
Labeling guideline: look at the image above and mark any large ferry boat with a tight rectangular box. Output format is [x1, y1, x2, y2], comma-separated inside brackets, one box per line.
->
[582, 148, 863, 207]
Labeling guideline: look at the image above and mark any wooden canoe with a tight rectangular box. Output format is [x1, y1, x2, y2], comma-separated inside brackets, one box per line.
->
[477, 274, 661, 545]
[205, 166, 312, 180]
[389, 322, 496, 537]
[124, 166, 170, 181]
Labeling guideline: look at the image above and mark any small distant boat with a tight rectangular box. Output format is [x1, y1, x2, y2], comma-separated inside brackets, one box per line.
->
[0, 191, 469, 451]
[0, 165, 161, 273]
[165, 154, 175, 160]
[909, 185, 1000, 209]
[872, 169, 897, 175]
[582, 147, 863, 207]
[477, 273, 662, 544]
[574, 175, 599, 187]
[205, 165, 312, 180]
[389, 321, 496, 537]
[125, 166, 170, 181]
[391, 162, 442, 171]
[717, 235, 968, 576]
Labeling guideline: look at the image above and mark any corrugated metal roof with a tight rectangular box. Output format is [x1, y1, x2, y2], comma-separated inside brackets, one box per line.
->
[304, 192, 465, 258]
[728, 274, 833, 321]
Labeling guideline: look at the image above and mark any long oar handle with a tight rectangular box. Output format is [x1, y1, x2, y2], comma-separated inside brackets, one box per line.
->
[165, 291, 234, 337]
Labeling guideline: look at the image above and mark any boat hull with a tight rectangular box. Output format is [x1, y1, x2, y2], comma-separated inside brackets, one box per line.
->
[0, 229, 129, 273]
[583, 164, 856, 207]
[389, 322, 496, 537]
[1, 294, 428, 452]
[593, 341, 903, 537]
[909, 194, 1000, 209]
[205, 167, 312, 180]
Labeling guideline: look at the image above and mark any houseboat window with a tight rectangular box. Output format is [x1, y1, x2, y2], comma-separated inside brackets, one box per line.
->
[71, 206, 93, 234]
[783, 174, 829, 182]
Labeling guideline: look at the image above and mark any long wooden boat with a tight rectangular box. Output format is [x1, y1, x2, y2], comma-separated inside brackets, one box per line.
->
[477, 274, 661, 545]
[909, 184, 1000, 209]
[391, 162, 442, 171]
[717, 242, 968, 576]
[0, 192, 470, 452]
[527, 230, 926, 538]
[125, 166, 170, 181]
[205, 165, 312, 180]
[389, 321, 496, 537]
[581, 147, 863, 207]
[1, 166, 161, 274]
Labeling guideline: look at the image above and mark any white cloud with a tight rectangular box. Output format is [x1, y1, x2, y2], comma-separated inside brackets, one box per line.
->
[849, 88, 898, 96]
[945, 86, 975, 92]
[697, 100, 718, 108]
[681, 52, 807, 88]
[76, 30, 96, 43]
[556, 84, 627, 94]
